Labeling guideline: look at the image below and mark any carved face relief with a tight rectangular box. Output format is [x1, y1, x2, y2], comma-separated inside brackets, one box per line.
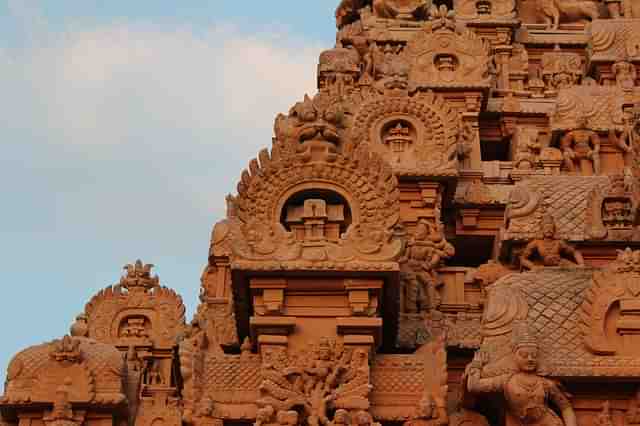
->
[514, 345, 538, 372]
[543, 222, 555, 239]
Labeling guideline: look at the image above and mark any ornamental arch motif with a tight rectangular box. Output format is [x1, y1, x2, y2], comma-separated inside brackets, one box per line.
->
[213, 141, 403, 270]
[349, 91, 461, 176]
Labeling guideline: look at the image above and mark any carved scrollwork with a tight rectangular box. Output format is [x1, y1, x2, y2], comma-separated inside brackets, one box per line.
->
[83, 262, 186, 346]
[350, 90, 461, 176]
[402, 7, 492, 90]
[212, 141, 403, 270]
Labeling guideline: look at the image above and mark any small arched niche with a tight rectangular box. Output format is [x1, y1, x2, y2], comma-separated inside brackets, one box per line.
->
[380, 119, 417, 154]
[280, 189, 352, 242]
[118, 315, 151, 339]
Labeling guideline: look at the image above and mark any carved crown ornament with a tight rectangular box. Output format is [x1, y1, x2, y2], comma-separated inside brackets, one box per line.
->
[79, 261, 186, 346]
[211, 140, 403, 271]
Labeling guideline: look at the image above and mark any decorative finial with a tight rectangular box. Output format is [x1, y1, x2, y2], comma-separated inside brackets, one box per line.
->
[120, 260, 159, 291]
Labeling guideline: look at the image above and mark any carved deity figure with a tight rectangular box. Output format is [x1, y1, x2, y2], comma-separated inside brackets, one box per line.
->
[610, 110, 640, 175]
[613, 61, 637, 91]
[514, 128, 541, 170]
[520, 214, 584, 270]
[372, 0, 430, 19]
[276, 411, 300, 426]
[627, 387, 640, 424]
[256, 340, 370, 426]
[466, 325, 577, 426]
[399, 219, 455, 313]
[403, 395, 448, 426]
[559, 117, 601, 175]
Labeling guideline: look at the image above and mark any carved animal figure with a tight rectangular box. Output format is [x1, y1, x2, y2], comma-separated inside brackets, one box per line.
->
[537, 0, 599, 30]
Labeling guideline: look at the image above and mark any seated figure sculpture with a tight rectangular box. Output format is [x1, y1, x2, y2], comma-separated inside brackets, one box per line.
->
[520, 214, 584, 270]
[560, 117, 601, 175]
[466, 324, 577, 426]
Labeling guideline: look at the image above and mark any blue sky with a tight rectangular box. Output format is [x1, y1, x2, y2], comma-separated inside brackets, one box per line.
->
[0, 1, 337, 385]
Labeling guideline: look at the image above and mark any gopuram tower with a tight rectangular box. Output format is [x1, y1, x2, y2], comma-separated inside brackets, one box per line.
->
[5, 1, 640, 425]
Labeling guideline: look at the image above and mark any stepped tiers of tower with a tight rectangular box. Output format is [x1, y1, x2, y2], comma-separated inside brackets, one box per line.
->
[5, 1, 640, 426]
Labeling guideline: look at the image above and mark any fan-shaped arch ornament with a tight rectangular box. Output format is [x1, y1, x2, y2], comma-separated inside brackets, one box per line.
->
[349, 90, 461, 177]
[83, 262, 186, 347]
[212, 141, 404, 271]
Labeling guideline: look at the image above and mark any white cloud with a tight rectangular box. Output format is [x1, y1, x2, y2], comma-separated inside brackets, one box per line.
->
[0, 21, 324, 385]
[1, 22, 323, 219]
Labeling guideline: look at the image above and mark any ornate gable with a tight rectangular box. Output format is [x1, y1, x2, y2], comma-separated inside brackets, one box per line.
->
[82, 260, 186, 347]
[212, 141, 403, 271]
[349, 90, 462, 177]
[403, 7, 492, 90]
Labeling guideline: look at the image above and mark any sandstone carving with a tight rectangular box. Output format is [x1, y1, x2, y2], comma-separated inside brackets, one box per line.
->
[559, 117, 601, 175]
[399, 219, 454, 313]
[586, 175, 639, 240]
[536, 0, 599, 29]
[551, 85, 627, 132]
[256, 339, 371, 426]
[349, 90, 462, 176]
[211, 140, 403, 271]
[541, 51, 583, 91]
[372, 0, 430, 20]
[83, 260, 186, 346]
[581, 248, 640, 355]
[466, 322, 577, 426]
[403, 5, 492, 90]
[6, 2, 640, 426]
[519, 214, 584, 269]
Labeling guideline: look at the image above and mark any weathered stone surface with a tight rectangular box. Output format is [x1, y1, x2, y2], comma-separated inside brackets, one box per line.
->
[6, 2, 640, 426]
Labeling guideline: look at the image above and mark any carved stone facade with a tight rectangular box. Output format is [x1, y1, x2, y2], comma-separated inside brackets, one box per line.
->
[6, 2, 640, 426]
